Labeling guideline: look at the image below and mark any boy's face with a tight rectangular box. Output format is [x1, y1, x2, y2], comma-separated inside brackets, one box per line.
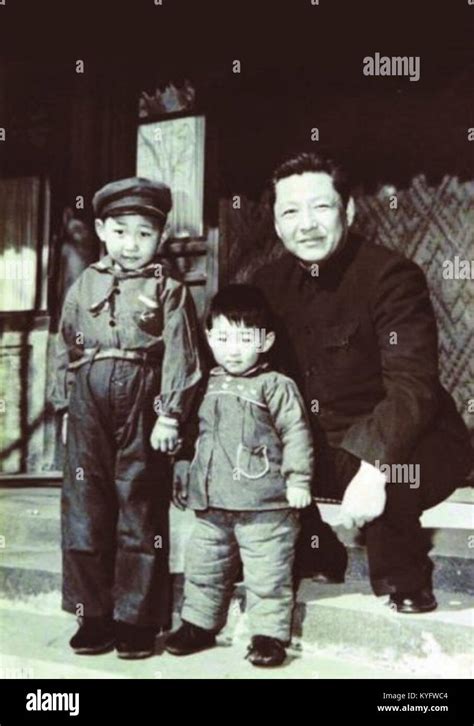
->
[206, 315, 275, 376]
[95, 214, 162, 270]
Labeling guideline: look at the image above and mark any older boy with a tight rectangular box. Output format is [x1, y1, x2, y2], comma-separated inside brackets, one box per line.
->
[54, 177, 202, 658]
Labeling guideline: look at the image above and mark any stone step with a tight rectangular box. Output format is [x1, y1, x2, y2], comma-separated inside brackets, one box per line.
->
[1, 536, 472, 599]
[293, 581, 473, 676]
[0, 487, 472, 677]
[1, 558, 473, 678]
[0, 583, 472, 679]
[0, 599, 426, 680]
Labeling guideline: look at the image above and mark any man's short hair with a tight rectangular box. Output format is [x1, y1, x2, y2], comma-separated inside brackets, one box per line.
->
[206, 284, 275, 332]
[270, 152, 352, 209]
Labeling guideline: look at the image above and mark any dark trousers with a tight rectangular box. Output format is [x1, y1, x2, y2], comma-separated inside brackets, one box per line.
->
[62, 359, 172, 628]
[297, 427, 473, 595]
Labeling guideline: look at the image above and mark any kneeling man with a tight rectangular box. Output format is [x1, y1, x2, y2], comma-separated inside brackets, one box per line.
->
[253, 152, 473, 613]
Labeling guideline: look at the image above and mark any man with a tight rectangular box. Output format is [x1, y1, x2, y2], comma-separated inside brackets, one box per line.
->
[252, 152, 473, 613]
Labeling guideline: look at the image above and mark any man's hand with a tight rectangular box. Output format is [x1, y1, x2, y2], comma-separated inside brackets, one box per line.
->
[172, 460, 190, 510]
[287, 486, 312, 509]
[61, 413, 68, 446]
[339, 460, 387, 529]
[150, 417, 181, 454]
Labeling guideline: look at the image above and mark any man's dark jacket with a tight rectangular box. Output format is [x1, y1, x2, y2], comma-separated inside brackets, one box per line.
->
[252, 234, 472, 473]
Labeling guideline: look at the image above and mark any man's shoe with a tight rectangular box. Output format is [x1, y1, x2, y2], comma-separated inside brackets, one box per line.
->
[389, 589, 437, 614]
[246, 635, 286, 667]
[295, 509, 348, 583]
[69, 617, 115, 655]
[294, 544, 348, 583]
[165, 620, 216, 656]
[311, 570, 345, 584]
[115, 622, 156, 659]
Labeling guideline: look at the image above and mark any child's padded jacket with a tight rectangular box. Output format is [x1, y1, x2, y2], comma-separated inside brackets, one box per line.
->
[187, 363, 315, 511]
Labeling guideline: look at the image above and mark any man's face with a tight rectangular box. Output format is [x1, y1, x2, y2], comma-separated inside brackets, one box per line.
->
[95, 214, 162, 270]
[274, 172, 354, 264]
[206, 315, 274, 376]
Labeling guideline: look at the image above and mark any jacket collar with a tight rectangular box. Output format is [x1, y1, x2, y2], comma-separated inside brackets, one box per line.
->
[289, 233, 363, 291]
[210, 361, 270, 378]
[91, 254, 172, 280]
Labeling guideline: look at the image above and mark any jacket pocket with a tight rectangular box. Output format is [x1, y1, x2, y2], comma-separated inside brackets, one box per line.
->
[132, 303, 164, 339]
[235, 443, 270, 480]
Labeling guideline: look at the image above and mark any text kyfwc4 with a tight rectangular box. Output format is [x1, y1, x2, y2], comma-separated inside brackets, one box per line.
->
[26, 690, 79, 717]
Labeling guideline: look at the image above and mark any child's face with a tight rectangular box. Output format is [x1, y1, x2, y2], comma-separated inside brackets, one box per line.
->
[206, 315, 275, 376]
[95, 214, 162, 271]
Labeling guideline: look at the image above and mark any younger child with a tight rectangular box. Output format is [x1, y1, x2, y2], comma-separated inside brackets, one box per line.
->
[54, 177, 202, 659]
[167, 284, 314, 666]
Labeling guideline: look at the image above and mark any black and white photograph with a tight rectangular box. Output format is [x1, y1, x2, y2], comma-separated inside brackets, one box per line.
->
[0, 0, 472, 719]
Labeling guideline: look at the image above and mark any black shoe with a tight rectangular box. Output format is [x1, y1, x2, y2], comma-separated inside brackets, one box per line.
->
[311, 570, 346, 584]
[69, 617, 115, 655]
[389, 589, 438, 614]
[165, 620, 216, 656]
[295, 506, 348, 583]
[294, 562, 346, 585]
[115, 622, 156, 659]
[293, 568, 344, 595]
[246, 635, 286, 667]
[294, 544, 348, 583]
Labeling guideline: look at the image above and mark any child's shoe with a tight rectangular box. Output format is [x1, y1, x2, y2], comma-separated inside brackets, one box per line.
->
[165, 620, 216, 655]
[115, 622, 156, 659]
[69, 617, 115, 655]
[245, 635, 286, 667]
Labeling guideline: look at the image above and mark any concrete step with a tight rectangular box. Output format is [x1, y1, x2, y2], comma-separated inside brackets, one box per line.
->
[1, 488, 473, 593]
[1, 541, 472, 677]
[293, 581, 473, 676]
[0, 591, 471, 679]
[1, 488, 472, 678]
[1, 557, 473, 677]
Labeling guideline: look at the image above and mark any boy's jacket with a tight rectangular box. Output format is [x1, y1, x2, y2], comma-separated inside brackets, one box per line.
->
[52, 255, 202, 420]
[187, 363, 314, 511]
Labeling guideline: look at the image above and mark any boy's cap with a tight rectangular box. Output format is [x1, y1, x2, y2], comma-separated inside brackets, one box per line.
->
[93, 177, 172, 220]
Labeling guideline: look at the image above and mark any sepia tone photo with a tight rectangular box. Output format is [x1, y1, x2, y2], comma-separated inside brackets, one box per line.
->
[0, 1, 472, 711]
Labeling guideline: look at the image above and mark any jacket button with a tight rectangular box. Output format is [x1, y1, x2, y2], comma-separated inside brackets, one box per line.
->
[109, 320, 116, 327]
